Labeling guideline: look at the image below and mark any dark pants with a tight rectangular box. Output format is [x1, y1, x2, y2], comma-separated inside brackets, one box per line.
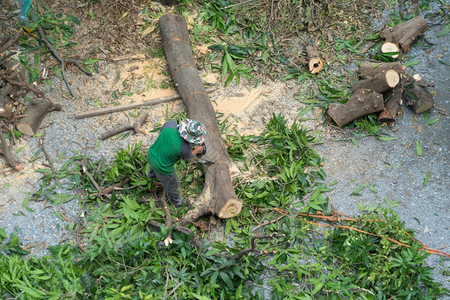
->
[148, 169, 183, 206]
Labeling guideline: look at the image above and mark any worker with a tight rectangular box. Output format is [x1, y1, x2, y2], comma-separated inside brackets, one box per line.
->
[147, 119, 206, 207]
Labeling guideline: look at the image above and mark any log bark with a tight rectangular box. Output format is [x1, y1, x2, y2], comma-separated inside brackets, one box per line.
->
[0, 84, 16, 118]
[357, 62, 404, 79]
[0, 129, 22, 171]
[378, 84, 403, 123]
[305, 44, 323, 74]
[327, 89, 384, 127]
[159, 14, 242, 223]
[16, 99, 63, 136]
[379, 16, 428, 53]
[352, 69, 400, 94]
[404, 75, 434, 114]
[100, 111, 148, 140]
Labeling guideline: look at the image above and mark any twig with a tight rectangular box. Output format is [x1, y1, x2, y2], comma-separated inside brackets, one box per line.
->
[39, 134, 56, 174]
[224, 0, 256, 9]
[251, 214, 285, 232]
[81, 158, 102, 199]
[65, 59, 93, 76]
[36, 25, 74, 98]
[160, 194, 173, 246]
[228, 233, 283, 260]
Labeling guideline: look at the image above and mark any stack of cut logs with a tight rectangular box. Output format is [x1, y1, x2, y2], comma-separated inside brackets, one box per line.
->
[327, 16, 433, 127]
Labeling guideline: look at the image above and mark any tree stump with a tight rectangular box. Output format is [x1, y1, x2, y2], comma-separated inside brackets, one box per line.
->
[404, 74, 434, 114]
[16, 99, 62, 136]
[352, 69, 400, 94]
[380, 16, 428, 53]
[327, 89, 384, 127]
[159, 14, 242, 224]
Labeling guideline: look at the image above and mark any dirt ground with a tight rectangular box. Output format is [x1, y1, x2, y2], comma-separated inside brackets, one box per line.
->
[0, 0, 449, 290]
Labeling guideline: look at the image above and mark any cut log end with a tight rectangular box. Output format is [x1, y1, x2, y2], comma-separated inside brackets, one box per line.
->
[381, 42, 399, 58]
[385, 69, 400, 88]
[16, 124, 34, 136]
[218, 199, 242, 219]
[308, 58, 323, 74]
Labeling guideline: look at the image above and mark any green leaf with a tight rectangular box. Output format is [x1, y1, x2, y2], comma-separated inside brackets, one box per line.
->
[84, 58, 100, 65]
[350, 138, 359, 147]
[423, 113, 439, 125]
[191, 293, 211, 300]
[436, 24, 450, 37]
[219, 271, 234, 290]
[54, 211, 64, 221]
[378, 136, 396, 141]
[403, 60, 420, 67]
[416, 140, 422, 156]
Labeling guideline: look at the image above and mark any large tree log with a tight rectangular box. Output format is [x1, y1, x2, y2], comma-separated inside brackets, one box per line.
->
[379, 16, 428, 53]
[404, 74, 434, 114]
[378, 84, 403, 123]
[352, 69, 400, 94]
[327, 89, 384, 127]
[16, 99, 62, 136]
[159, 14, 242, 223]
[357, 62, 404, 79]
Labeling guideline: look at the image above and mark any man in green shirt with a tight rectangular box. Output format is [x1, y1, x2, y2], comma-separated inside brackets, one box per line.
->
[147, 119, 206, 206]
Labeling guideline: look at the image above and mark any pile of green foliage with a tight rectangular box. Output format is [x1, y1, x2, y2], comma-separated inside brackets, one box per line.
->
[1, 114, 448, 299]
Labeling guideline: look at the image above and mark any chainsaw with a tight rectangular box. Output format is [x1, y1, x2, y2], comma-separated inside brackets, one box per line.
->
[191, 143, 215, 165]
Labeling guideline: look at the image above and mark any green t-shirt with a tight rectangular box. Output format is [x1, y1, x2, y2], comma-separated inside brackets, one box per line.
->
[147, 121, 192, 175]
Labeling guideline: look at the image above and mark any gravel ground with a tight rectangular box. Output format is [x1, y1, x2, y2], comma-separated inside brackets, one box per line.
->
[0, 0, 449, 292]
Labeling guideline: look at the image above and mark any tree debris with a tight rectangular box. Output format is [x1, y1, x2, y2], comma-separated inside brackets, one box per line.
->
[100, 111, 148, 140]
[16, 99, 63, 136]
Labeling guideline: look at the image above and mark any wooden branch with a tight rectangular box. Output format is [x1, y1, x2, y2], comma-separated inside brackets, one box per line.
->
[352, 69, 400, 94]
[357, 62, 404, 79]
[378, 84, 403, 123]
[0, 30, 23, 53]
[327, 89, 384, 127]
[0, 71, 44, 98]
[102, 178, 131, 198]
[305, 44, 323, 74]
[100, 111, 148, 140]
[0, 84, 16, 118]
[379, 16, 428, 53]
[160, 195, 174, 246]
[39, 134, 56, 174]
[16, 99, 63, 136]
[81, 158, 102, 199]
[37, 25, 74, 98]
[0, 129, 22, 171]
[76, 87, 217, 119]
[404, 74, 434, 114]
[159, 14, 242, 223]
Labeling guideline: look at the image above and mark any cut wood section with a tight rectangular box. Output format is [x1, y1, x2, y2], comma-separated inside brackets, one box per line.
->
[327, 89, 384, 127]
[378, 84, 403, 123]
[352, 69, 400, 94]
[0, 84, 16, 118]
[379, 16, 428, 53]
[404, 74, 434, 114]
[305, 44, 323, 74]
[357, 62, 404, 79]
[16, 99, 62, 136]
[381, 42, 400, 58]
[159, 14, 242, 223]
